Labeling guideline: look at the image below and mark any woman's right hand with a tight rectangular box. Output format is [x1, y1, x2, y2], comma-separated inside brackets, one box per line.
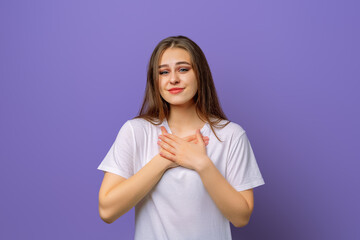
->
[158, 127, 209, 170]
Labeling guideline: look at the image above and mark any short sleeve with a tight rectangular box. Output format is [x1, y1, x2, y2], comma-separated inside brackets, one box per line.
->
[226, 131, 265, 191]
[97, 120, 135, 179]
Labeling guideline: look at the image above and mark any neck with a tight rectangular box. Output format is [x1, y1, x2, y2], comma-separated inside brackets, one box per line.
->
[167, 102, 205, 132]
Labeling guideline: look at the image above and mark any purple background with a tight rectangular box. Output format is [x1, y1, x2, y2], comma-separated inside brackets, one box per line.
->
[1, 0, 359, 239]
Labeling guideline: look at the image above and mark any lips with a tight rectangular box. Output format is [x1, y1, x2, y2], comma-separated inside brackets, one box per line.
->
[169, 88, 183, 91]
[169, 88, 184, 94]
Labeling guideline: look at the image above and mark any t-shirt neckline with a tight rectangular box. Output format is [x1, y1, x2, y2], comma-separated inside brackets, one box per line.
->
[162, 118, 209, 136]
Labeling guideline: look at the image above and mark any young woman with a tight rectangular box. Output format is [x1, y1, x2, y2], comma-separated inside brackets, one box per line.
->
[97, 35, 265, 239]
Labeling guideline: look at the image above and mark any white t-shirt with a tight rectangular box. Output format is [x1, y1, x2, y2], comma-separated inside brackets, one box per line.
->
[97, 117, 265, 240]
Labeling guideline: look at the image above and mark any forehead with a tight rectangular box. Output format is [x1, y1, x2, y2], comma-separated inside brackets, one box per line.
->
[159, 48, 191, 65]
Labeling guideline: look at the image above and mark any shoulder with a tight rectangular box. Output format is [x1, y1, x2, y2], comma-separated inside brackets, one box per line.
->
[126, 117, 158, 136]
[214, 119, 246, 138]
[226, 121, 246, 136]
[127, 118, 149, 128]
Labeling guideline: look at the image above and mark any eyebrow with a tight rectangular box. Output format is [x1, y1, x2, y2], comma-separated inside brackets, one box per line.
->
[158, 61, 191, 68]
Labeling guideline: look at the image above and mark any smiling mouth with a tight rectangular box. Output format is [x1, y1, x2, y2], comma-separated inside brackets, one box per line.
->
[169, 88, 184, 94]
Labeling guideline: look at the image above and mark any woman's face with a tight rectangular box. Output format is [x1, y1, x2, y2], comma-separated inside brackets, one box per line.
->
[158, 47, 198, 107]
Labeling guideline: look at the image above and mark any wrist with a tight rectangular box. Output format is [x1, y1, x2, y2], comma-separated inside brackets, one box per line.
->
[152, 154, 171, 173]
[194, 156, 212, 173]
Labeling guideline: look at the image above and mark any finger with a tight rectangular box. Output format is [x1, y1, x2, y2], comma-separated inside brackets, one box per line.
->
[158, 139, 176, 154]
[159, 148, 176, 162]
[182, 135, 196, 142]
[190, 134, 208, 140]
[198, 130, 205, 146]
[161, 133, 180, 146]
[190, 136, 208, 143]
[160, 126, 168, 135]
[185, 137, 208, 144]
[190, 139, 209, 146]
[181, 132, 208, 141]
[163, 132, 184, 144]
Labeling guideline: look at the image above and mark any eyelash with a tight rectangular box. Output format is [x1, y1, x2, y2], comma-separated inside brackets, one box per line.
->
[159, 68, 189, 75]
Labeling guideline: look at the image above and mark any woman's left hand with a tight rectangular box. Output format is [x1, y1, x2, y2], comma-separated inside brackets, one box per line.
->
[157, 129, 210, 171]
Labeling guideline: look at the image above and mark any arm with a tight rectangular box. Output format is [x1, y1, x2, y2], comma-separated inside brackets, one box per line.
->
[157, 130, 253, 227]
[99, 129, 209, 224]
[99, 154, 170, 224]
[195, 158, 254, 228]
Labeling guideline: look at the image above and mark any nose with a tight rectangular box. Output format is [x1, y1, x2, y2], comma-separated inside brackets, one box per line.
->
[169, 70, 180, 85]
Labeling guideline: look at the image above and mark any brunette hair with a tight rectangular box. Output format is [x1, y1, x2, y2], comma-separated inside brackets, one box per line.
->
[133, 35, 230, 142]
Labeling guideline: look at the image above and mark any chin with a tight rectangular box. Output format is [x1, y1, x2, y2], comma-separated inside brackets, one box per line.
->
[168, 98, 195, 106]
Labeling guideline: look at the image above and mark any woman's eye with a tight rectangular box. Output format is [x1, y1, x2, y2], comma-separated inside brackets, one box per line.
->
[159, 68, 188, 75]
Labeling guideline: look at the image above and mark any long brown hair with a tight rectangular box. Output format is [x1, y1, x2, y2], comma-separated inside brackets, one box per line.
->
[133, 35, 230, 142]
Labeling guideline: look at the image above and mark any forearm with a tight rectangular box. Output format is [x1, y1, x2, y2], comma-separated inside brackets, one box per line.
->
[101, 154, 169, 223]
[196, 157, 251, 227]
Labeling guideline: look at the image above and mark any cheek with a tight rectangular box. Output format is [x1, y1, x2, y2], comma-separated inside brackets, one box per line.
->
[158, 80, 166, 95]
[191, 79, 198, 91]
[158, 79, 163, 89]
